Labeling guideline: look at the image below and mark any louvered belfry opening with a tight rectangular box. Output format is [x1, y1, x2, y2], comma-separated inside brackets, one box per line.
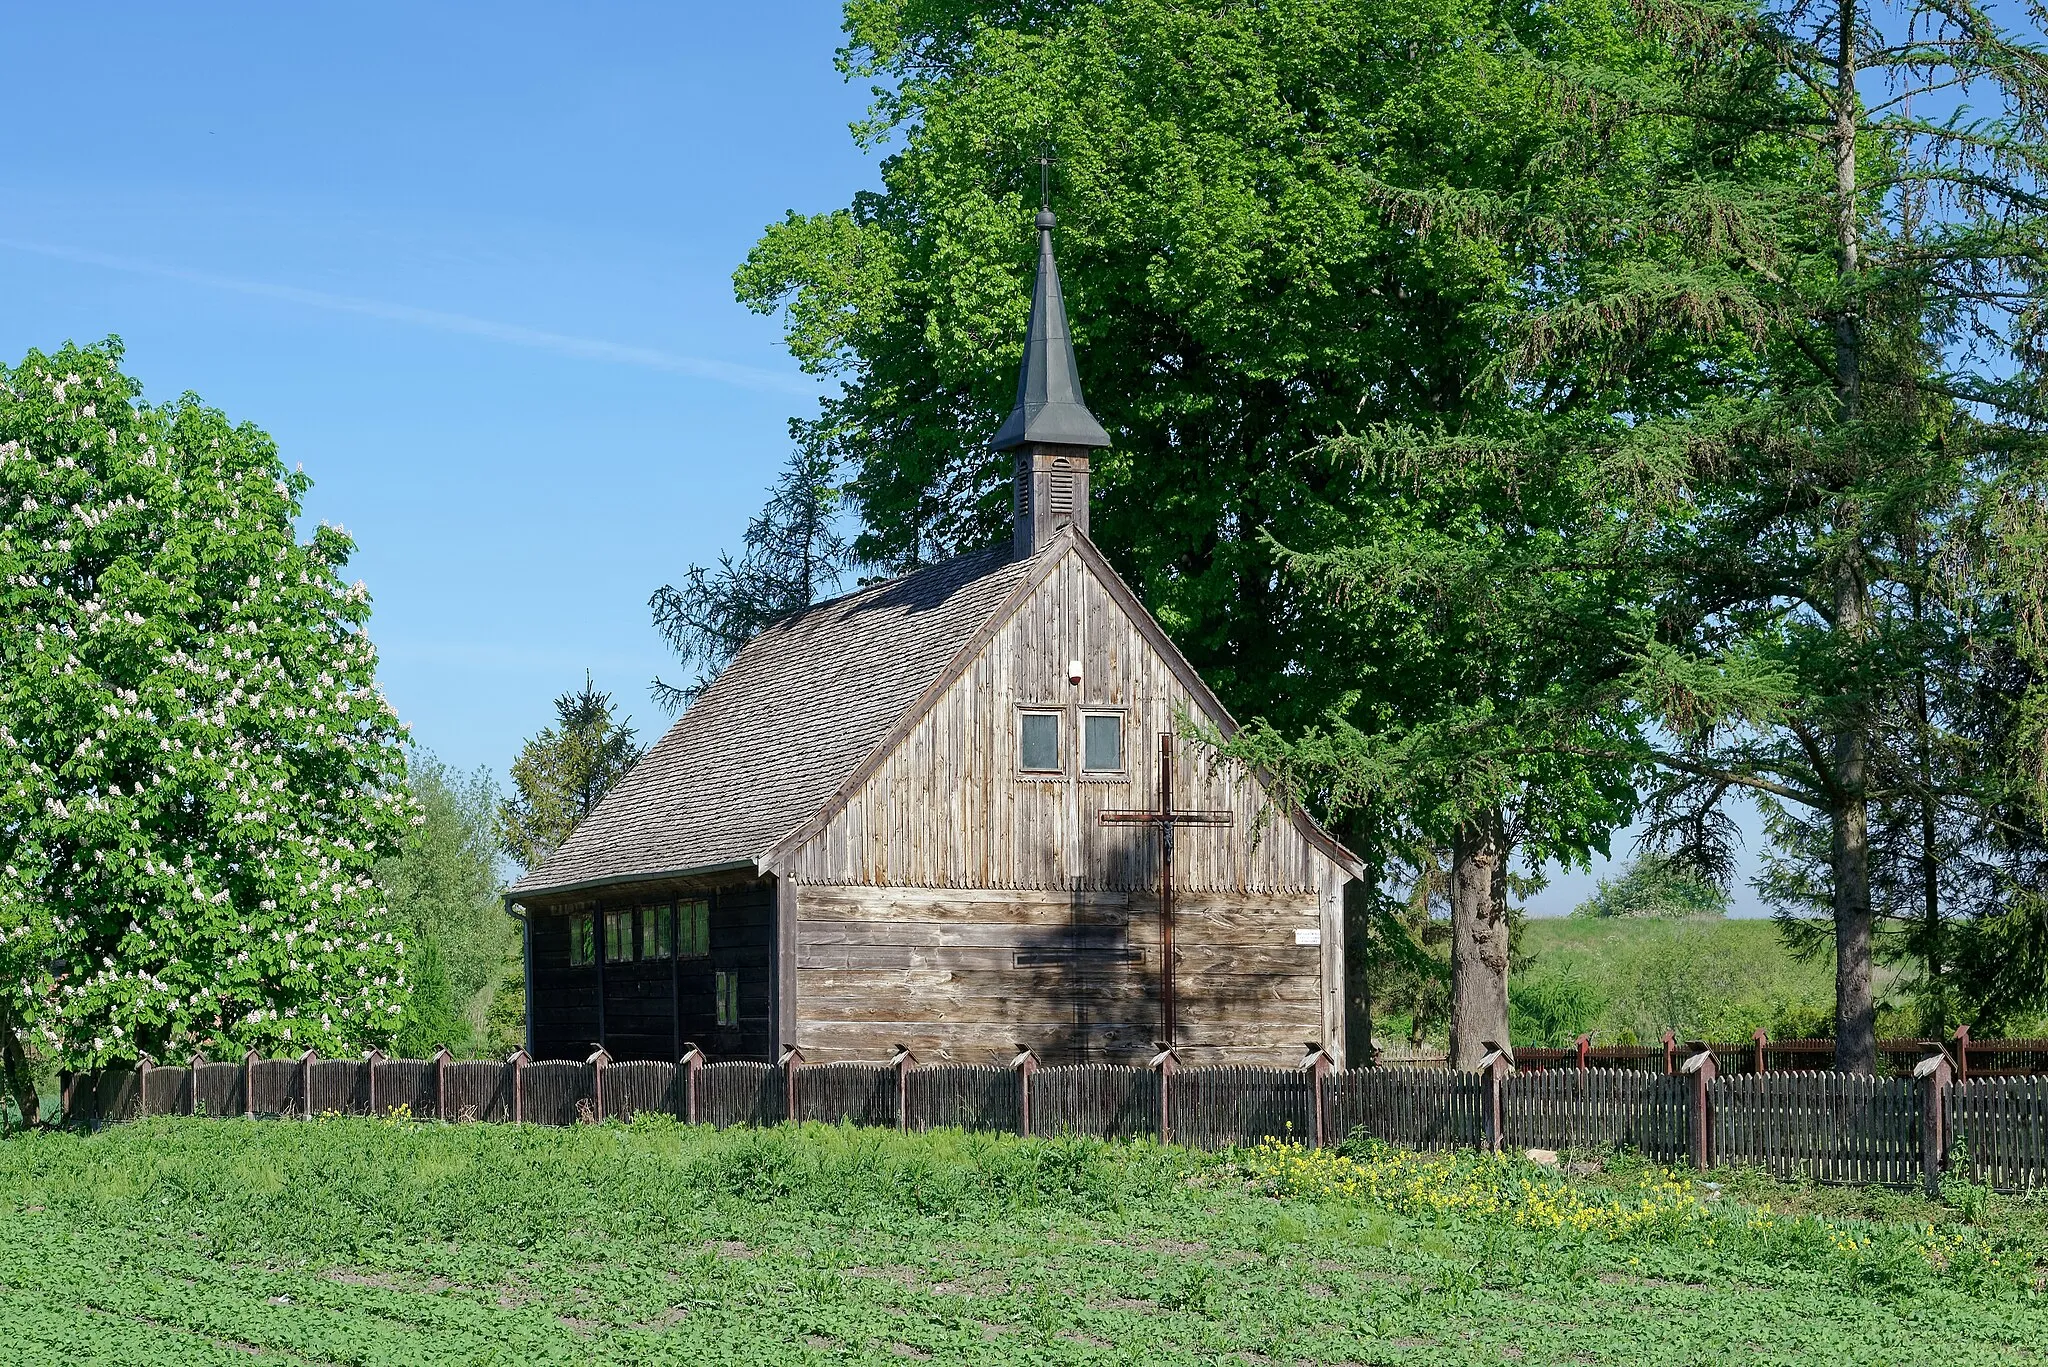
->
[1013, 443, 1093, 551]
[992, 207, 1111, 558]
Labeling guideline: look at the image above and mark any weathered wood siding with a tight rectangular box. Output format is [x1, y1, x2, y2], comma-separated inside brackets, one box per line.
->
[792, 885, 1325, 1066]
[782, 546, 1331, 893]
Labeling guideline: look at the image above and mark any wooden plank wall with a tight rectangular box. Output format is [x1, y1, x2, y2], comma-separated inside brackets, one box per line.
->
[783, 547, 1332, 894]
[792, 885, 1322, 1066]
[526, 879, 776, 1063]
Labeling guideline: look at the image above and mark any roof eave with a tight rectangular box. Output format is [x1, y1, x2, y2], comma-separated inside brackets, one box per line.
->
[505, 858, 760, 904]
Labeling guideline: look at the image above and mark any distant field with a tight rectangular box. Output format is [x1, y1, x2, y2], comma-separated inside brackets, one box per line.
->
[1516, 916, 1848, 1043]
[4, 1117, 2045, 1365]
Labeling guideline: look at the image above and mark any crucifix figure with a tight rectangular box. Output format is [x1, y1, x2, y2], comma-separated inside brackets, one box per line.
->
[1099, 732, 1233, 1049]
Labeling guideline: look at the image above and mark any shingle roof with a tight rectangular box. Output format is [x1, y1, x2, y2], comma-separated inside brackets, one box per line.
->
[509, 543, 1033, 898]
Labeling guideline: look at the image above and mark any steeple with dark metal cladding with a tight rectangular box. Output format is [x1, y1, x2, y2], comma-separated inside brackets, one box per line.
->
[994, 208, 1111, 558]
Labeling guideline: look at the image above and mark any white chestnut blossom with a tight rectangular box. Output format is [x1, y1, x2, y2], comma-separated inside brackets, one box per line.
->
[0, 342, 417, 1070]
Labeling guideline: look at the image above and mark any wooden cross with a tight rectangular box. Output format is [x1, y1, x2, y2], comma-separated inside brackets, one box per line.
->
[1099, 732, 1232, 1049]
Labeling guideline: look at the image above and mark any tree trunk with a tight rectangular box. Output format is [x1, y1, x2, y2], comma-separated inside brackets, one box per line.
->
[0, 999, 40, 1128]
[1448, 816, 1511, 1070]
[1827, 0, 1877, 1075]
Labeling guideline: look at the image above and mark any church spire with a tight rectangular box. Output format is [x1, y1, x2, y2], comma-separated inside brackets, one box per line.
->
[995, 207, 1110, 557]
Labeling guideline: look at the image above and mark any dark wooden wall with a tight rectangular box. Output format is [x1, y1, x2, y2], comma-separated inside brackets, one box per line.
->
[526, 877, 777, 1063]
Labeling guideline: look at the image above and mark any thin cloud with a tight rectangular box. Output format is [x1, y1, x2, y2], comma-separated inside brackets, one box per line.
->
[0, 237, 813, 396]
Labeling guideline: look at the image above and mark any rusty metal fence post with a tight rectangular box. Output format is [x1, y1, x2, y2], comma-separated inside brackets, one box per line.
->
[188, 1051, 204, 1116]
[365, 1048, 385, 1116]
[1151, 1047, 1178, 1145]
[1662, 1031, 1676, 1076]
[1682, 1048, 1718, 1170]
[136, 1054, 154, 1119]
[1013, 1048, 1037, 1138]
[243, 1048, 258, 1120]
[1574, 1035, 1592, 1073]
[1915, 1052, 1954, 1198]
[1953, 1025, 1971, 1083]
[1752, 1029, 1767, 1075]
[299, 1048, 315, 1120]
[680, 1044, 704, 1125]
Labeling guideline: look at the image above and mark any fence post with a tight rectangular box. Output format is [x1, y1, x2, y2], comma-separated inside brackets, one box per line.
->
[1479, 1048, 1512, 1154]
[188, 1051, 204, 1116]
[1681, 1048, 1718, 1170]
[1915, 1052, 1954, 1199]
[780, 1044, 804, 1124]
[680, 1044, 704, 1125]
[363, 1048, 386, 1116]
[1302, 1046, 1333, 1148]
[586, 1046, 611, 1122]
[299, 1048, 315, 1120]
[1952, 1024, 1971, 1084]
[1752, 1029, 1767, 1075]
[1013, 1048, 1038, 1138]
[507, 1049, 530, 1124]
[1150, 1047, 1178, 1145]
[1574, 1035, 1592, 1073]
[242, 1048, 258, 1120]
[891, 1045, 915, 1133]
[136, 1054, 154, 1120]
[1662, 1030, 1676, 1076]
[432, 1046, 451, 1121]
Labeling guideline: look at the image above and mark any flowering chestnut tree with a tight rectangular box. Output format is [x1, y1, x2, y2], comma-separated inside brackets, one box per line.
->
[0, 340, 416, 1114]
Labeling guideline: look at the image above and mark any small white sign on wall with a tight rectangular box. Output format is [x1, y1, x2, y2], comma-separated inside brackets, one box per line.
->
[1294, 927, 1321, 946]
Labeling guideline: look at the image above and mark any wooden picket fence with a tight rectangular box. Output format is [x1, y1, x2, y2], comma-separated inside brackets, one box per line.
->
[54, 1046, 2048, 1193]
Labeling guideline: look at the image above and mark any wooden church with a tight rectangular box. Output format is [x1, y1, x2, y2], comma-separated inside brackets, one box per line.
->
[508, 208, 1361, 1067]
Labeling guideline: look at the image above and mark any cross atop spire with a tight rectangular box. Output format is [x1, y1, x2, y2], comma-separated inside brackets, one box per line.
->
[990, 206, 1112, 454]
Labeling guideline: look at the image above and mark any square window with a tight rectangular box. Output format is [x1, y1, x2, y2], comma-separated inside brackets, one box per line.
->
[1083, 713, 1123, 771]
[641, 904, 673, 959]
[568, 913, 595, 967]
[678, 899, 710, 957]
[605, 909, 633, 963]
[715, 970, 740, 1027]
[1019, 711, 1062, 772]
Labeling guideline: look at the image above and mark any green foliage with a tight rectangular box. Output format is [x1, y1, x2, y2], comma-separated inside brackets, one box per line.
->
[376, 753, 514, 1056]
[1572, 856, 1731, 920]
[497, 674, 644, 872]
[1507, 970, 1607, 1048]
[0, 1119, 2040, 1363]
[649, 443, 855, 709]
[0, 340, 415, 1095]
[1519, 917, 1838, 1043]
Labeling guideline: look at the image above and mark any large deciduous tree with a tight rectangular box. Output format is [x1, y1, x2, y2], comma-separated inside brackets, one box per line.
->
[0, 341, 417, 1119]
[741, 0, 1663, 1067]
[378, 753, 513, 1056]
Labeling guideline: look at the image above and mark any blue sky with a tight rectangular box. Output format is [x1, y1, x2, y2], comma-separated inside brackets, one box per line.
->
[3, 4, 862, 763]
[2, 3, 1762, 914]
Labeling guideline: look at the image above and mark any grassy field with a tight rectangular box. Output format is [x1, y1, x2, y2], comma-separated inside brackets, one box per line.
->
[1517, 916, 1849, 1043]
[3, 1118, 2045, 1365]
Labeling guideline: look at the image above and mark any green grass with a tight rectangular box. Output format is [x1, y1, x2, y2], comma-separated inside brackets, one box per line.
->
[1517, 916, 1848, 1042]
[3, 1119, 2045, 1365]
